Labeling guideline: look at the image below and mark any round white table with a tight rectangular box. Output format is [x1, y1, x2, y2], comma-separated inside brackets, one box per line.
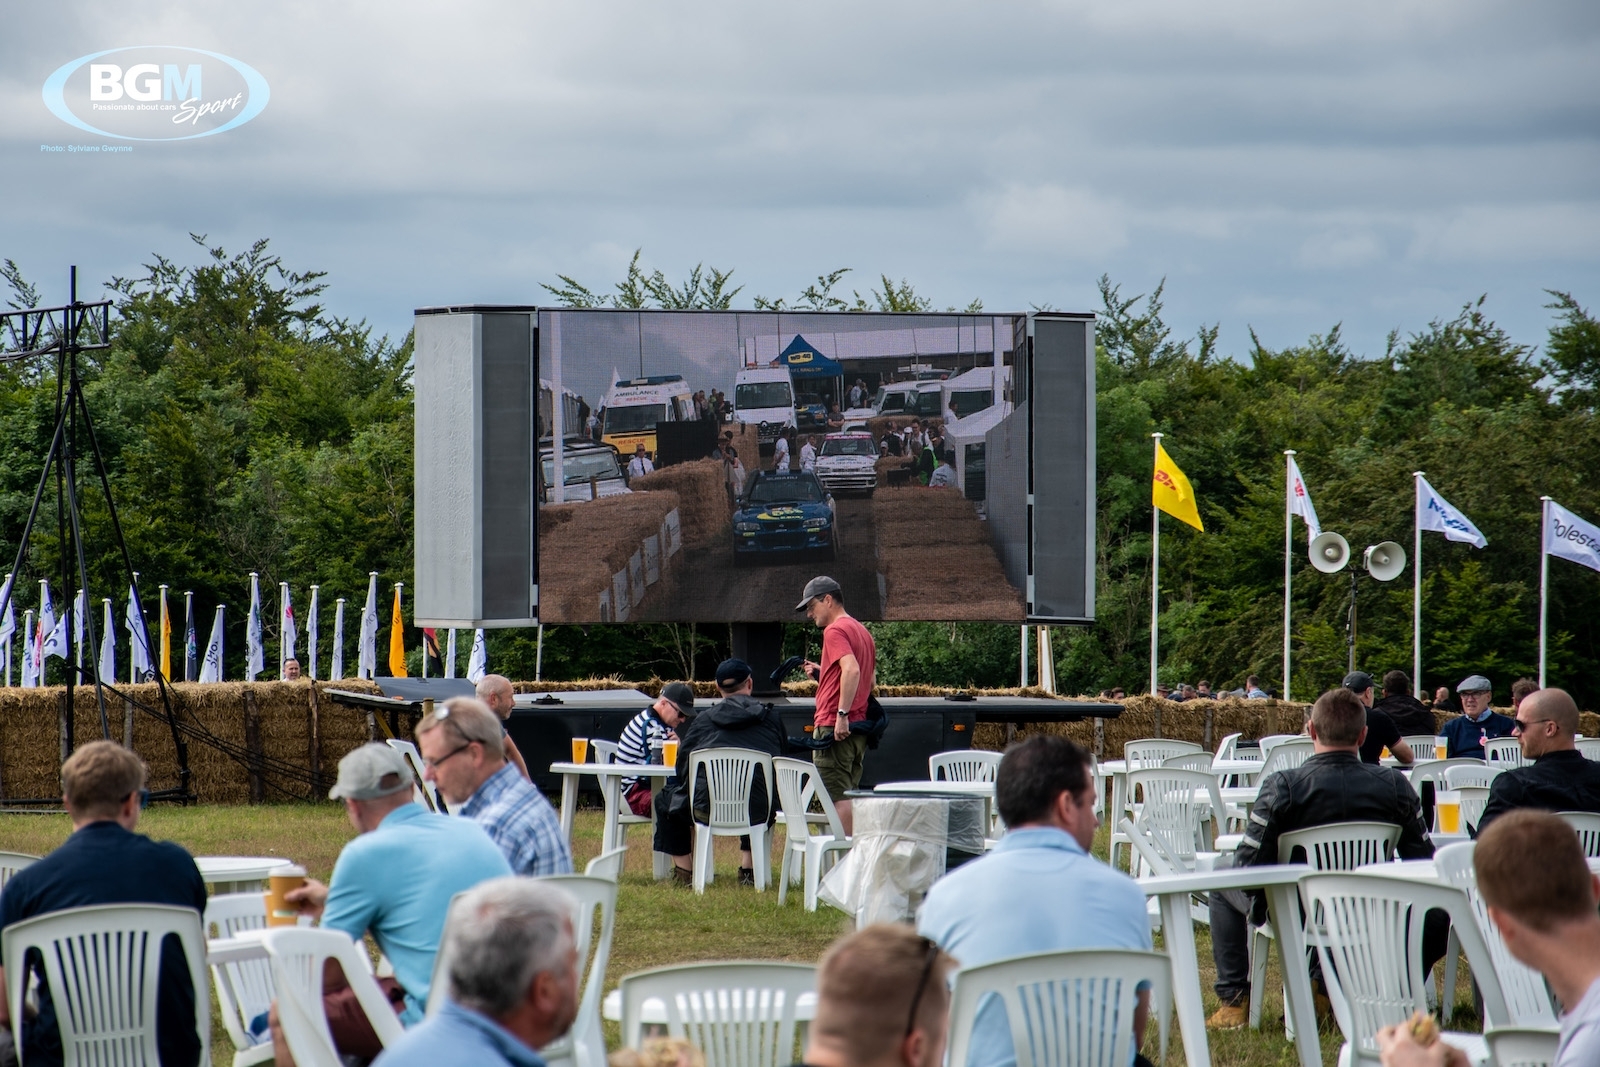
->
[874, 780, 998, 835]
[550, 761, 678, 879]
[195, 856, 294, 893]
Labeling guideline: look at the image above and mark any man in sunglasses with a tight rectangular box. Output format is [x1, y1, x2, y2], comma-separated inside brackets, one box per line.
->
[803, 925, 956, 1067]
[1478, 687, 1600, 832]
[0, 741, 206, 1067]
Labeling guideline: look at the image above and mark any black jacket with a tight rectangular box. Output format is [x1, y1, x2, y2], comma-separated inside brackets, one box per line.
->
[1372, 693, 1438, 738]
[662, 694, 790, 821]
[1478, 749, 1600, 832]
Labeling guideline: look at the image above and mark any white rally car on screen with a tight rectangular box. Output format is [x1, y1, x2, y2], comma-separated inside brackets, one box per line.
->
[813, 432, 879, 496]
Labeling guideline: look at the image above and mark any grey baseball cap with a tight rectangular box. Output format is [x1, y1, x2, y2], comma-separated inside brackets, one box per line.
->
[329, 743, 413, 801]
[795, 576, 842, 611]
[1342, 671, 1374, 692]
[1458, 675, 1493, 694]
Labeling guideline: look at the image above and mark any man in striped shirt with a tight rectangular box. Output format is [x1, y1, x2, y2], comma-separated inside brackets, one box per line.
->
[616, 683, 695, 813]
[418, 698, 572, 877]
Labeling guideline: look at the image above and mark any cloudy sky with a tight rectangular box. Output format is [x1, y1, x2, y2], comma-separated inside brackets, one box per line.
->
[4, 1, 1597, 360]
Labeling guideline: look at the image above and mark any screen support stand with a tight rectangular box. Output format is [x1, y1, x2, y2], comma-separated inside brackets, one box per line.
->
[731, 622, 785, 697]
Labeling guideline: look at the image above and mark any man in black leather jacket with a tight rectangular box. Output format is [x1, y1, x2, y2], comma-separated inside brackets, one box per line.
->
[1371, 670, 1439, 738]
[654, 658, 790, 886]
[1206, 687, 1437, 1029]
[1479, 687, 1600, 832]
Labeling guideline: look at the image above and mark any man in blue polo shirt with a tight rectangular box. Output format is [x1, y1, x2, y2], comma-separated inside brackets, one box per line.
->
[1439, 674, 1516, 759]
[286, 743, 511, 1057]
[918, 735, 1155, 1067]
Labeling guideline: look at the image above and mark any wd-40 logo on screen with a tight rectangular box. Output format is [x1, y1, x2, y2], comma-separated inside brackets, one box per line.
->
[43, 47, 269, 141]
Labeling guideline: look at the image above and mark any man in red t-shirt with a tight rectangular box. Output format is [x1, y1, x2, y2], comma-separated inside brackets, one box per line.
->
[797, 576, 876, 834]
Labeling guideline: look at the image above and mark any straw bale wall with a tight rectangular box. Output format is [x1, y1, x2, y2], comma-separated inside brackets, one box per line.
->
[630, 459, 729, 547]
[538, 492, 682, 622]
[873, 488, 1024, 621]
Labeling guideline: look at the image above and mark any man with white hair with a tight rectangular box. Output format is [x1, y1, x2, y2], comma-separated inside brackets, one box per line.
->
[417, 698, 571, 876]
[374, 878, 580, 1067]
[476, 673, 532, 780]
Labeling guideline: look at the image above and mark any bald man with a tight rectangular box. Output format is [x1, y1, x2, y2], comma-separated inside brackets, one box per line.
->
[474, 674, 532, 781]
[1479, 687, 1600, 831]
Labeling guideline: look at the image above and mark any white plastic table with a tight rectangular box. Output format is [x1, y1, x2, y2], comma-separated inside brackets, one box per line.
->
[550, 761, 676, 854]
[1355, 855, 1600, 883]
[1138, 865, 1320, 1067]
[195, 856, 295, 893]
[875, 780, 998, 835]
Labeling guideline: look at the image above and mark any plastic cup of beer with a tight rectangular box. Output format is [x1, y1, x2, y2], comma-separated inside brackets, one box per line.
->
[662, 739, 679, 769]
[1437, 791, 1463, 834]
[1435, 736, 1449, 761]
[265, 863, 308, 927]
[571, 738, 589, 763]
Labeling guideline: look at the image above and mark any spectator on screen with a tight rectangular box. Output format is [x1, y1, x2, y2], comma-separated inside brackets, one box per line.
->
[804, 925, 955, 1067]
[416, 699, 571, 877]
[0, 742, 206, 1067]
[476, 674, 532, 780]
[927, 450, 957, 489]
[801, 435, 818, 472]
[773, 429, 791, 471]
[628, 445, 654, 479]
[1478, 688, 1600, 831]
[373, 878, 580, 1067]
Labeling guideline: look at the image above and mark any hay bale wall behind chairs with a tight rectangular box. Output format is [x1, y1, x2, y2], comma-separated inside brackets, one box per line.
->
[629, 459, 729, 547]
[538, 491, 681, 623]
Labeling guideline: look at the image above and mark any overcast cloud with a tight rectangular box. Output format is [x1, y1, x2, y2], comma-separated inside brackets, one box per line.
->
[3, 1, 1597, 358]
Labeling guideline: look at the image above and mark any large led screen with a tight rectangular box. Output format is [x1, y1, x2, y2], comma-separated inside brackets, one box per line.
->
[538, 309, 1051, 624]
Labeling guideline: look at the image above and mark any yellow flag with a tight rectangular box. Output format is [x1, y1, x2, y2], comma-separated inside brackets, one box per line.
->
[159, 588, 171, 681]
[389, 585, 408, 677]
[1153, 442, 1204, 532]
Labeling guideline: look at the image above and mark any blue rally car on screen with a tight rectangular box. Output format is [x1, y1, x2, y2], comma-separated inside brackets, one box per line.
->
[732, 470, 837, 565]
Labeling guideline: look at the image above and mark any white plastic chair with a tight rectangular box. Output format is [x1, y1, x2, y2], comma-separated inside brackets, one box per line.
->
[0, 851, 38, 890]
[386, 738, 444, 812]
[1483, 1028, 1560, 1067]
[1408, 758, 1486, 797]
[687, 747, 776, 893]
[1558, 811, 1600, 857]
[534, 875, 618, 1067]
[1443, 764, 1501, 790]
[591, 739, 620, 763]
[1215, 732, 1243, 760]
[1485, 738, 1525, 767]
[618, 961, 816, 1067]
[1299, 872, 1510, 1065]
[1455, 787, 1492, 833]
[1434, 843, 1557, 1029]
[1160, 751, 1216, 773]
[260, 927, 405, 1067]
[946, 949, 1171, 1067]
[929, 749, 1003, 782]
[584, 846, 629, 881]
[1256, 738, 1316, 780]
[1123, 738, 1203, 768]
[1577, 738, 1600, 761]
[773, 757, 851, 911]
[1401, 734, 1441, 759]
[205, 893, 277, 1067]
[2, 903, 210, 1067]
[1124, 768, 1238, 872]
[1257, 734, 1300, 755]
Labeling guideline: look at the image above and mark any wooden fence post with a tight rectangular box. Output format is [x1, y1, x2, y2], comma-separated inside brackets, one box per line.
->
[243, 689, 265, 804]
[308, 684, 323, 800]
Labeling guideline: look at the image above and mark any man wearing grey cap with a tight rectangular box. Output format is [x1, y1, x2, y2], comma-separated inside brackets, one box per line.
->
[1438, 675, 1516, 760]
[284, 742, 512, 1053]
[798, 575, 876, 836]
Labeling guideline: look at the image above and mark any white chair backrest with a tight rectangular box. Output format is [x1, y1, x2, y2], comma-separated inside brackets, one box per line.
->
[1161, 752, 1215, 772]
[262, 927, 404, 1067]
[1577, 738, 1600, 762]
[1123, 739, 1203, 770]
[1434, 843, 1557, 1027]
[1215, 732, 1242, 760]
[929, 750, 1003, 782]
[205, 893, 276, 1056]
[1443, 764, 1500, 790]
[1456, 786, 1492, 831]
[584, 846, 628, 881]
[1276, 821, 1400, 870]
[1558, 812, 1600, 857]
[1126, 768, 1226, 867]
[590, 740, 620, 765]
[1299, 872, 1511, 1061]
[386, 738, 440, 812]
[0, 851, 38, 890]
[1401, 735, 1442, 758]
[774, 757, 848, 843]
[1484, 1028, 1560, 1067]
[947, 949, 1172, 1067]
[1485, 738, 1525, 767]
[1407, 758, 1486, 797]
[1258, 734, 1299, 755]
[688, 748, 775, 830]
[535, 875, 619, 1067]
[1, 903, 210, 1067]
[619, 962, 816, 1067]
[1258, 738, 1316, 779]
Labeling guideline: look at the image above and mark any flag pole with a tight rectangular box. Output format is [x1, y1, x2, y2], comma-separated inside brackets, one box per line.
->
[1540, 495, 1551, 688]
[1150, 432, 1162, 695]
[1413, 471, 1424, 697]
[1283, 449, 1295, 702]
[279, 581, 287, 674]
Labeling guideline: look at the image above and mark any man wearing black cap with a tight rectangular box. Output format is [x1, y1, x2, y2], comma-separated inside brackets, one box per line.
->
[615, 682, 695, 816]
[1344, 671, 1414, 766]
[798, 575, 876, 836]
[653, 659, 790, 886]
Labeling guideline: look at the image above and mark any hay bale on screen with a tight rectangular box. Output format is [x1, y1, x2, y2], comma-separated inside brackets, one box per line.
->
[539, 492, 679, 622]
[872, 488, 1022, 620]
[629, 459, 729, 546]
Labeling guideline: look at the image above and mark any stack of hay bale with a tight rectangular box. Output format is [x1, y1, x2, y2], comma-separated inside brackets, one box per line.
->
[872, 487, 1024, 620]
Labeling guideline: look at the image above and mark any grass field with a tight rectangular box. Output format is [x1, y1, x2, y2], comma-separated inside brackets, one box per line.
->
[0, 804, 1481, 1066]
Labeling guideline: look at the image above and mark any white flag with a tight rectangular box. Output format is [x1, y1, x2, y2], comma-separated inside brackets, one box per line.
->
[200, 605, 225, 683]
[21, 610, 36, 687]
[246, 573, 264, 681]
[357, 573, 379, 680]
[331, 598, 346, 680]
[74, 589, 85, 665]
[467, 628, 487, 684]
[39, 582, 67, 661]
[1416, 475, 1487, 548]
[306, 585, 319, 681]
[1286, 454, 1321, 537]
[99, 599, 117, 684]
[281, 582, 298, 665]
[1547, 500, 1600, 573]
[445, 628, 457, 679]
[0, 574, 13, 687]
[127, 585, 153, 680]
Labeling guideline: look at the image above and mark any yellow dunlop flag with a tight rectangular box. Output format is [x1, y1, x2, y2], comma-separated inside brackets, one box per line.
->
[1153, 442, 1204, 532]
[159, 587, 171, 681]
[389, 585, 408, 677]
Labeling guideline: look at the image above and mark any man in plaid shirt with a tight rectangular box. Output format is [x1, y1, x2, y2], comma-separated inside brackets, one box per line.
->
[417, 698, 572, 876]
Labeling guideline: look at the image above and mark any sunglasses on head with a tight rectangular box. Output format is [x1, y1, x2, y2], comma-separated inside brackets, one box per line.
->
[904, 937, 941, 1038]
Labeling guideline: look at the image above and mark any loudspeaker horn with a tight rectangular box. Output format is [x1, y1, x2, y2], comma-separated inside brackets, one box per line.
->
[1309, 531, 1350, 573]
[1364, 541, 1407, 582]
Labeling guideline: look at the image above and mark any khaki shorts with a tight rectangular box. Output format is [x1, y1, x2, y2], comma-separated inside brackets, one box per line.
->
[812, 729, 869, 802]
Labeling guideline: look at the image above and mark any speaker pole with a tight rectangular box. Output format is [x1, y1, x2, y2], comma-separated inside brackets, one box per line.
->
[1412, 471, 1424, 699]
[1149, 433, 1162, 696]
[1283, 450, 1295, 703]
